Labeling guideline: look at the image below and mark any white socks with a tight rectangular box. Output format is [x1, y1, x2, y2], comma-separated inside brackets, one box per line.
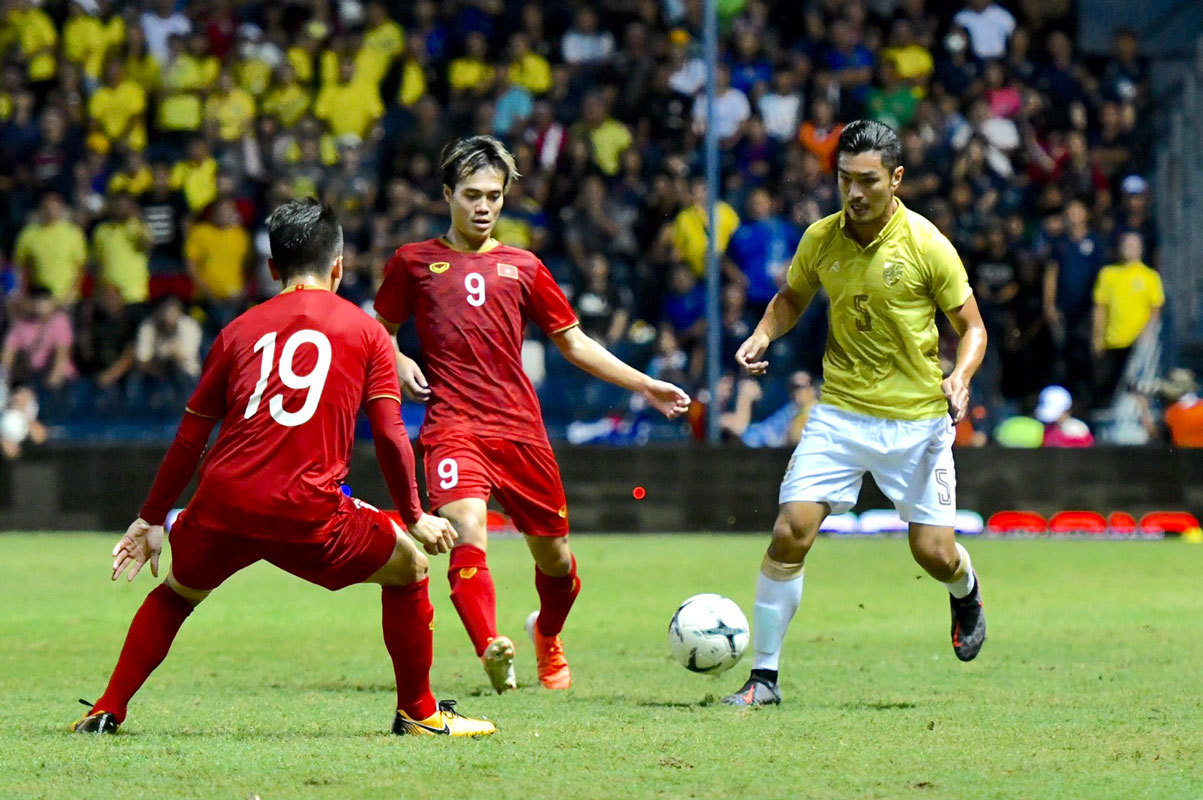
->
[751, 554, 805, 672]
[943, 542, 976, 599]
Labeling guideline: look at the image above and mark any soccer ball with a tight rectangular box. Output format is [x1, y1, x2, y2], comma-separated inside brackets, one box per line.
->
[667, 594, 749, 674]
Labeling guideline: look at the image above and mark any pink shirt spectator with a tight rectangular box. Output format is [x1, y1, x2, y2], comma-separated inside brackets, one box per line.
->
[3, 312, 77, 379]
[1042, 418, 1094, 447]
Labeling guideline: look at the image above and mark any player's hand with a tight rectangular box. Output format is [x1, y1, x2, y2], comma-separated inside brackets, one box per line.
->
[408, 513, 457, 555]
[112, 518, 164, 582]
[941, 374, 970, 425]
[395, 352, 431, 403]
[642, 380, 691, 419]
[736, 331, 771, 375]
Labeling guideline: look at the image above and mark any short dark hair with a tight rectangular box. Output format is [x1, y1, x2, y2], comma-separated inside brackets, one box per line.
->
[440, 135, 520, 191]
[837, 119, 902, 172]
[266, 198, 343, 281]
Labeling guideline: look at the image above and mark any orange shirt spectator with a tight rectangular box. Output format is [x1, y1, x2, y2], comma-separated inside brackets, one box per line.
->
[1161, 369, 1203, 447]
[798, 98, 843, 172]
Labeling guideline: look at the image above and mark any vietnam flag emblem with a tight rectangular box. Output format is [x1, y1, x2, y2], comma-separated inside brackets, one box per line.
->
[497, 263, 520, 279]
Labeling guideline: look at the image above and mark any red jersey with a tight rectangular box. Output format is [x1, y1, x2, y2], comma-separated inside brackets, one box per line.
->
[184, 285, 403, 540]
[374, 238, 578, 446]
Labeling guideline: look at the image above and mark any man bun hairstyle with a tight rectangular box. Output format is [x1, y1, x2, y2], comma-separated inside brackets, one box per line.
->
[837, 119, 902, 172]
[440, 135, 520, 192]
[266, 197, 343, 282]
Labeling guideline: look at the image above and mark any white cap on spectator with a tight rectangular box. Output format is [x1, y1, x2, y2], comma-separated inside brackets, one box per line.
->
[1121, 174, 1148, 195]
[1035, 385, 1073, 423]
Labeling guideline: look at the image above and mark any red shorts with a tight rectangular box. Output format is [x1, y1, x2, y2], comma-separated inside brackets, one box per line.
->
[423, 435, 569, 537]
[169, 497, 399, 592]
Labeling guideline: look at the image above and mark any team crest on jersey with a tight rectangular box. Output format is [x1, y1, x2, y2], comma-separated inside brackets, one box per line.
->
[429, 261, 450, 274]
[497, 263, 520, 279]
[883, 261, 904, 286]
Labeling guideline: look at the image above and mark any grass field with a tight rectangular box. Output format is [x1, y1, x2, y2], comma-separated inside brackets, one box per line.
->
[1, 533, 1201, 800]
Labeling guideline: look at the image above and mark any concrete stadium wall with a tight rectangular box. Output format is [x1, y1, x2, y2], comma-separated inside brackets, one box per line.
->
[1, 445, 1200, 534]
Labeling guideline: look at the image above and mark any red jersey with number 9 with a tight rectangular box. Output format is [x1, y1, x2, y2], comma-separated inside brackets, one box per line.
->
[373, 238, 578, 447]
[183, 285, 403, 541]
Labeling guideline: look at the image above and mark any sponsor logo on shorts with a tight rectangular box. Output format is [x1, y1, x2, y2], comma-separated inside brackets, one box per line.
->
[429, 261, 451, 274]
[557, 505, 568, 518]
[458, 567, 478, 580]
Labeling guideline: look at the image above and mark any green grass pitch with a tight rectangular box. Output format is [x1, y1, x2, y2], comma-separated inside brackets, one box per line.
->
[1, 533, 1201, 799]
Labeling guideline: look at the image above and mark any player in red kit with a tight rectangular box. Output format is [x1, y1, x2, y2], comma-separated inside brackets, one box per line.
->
[73, 199, 495, 737]
[375, 136, 691, 693]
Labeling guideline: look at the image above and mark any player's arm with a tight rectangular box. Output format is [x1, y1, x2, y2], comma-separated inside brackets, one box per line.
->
[551, 325, 691, 419]
[114, 409, 219, 582]
[941, 295, 987, 425]
[375, 315, 430, 402]
[736, 282, 816, 376]
[364, 396, 455, 555]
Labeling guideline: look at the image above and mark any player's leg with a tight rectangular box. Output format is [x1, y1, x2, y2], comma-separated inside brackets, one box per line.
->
[523, 535, 577, 690]
[424, 438, 513, 691]
[877, 416, 986, 661]
[439, 496, 515, 693]
[493, 441, 577, 690]
[724, 405, 865, 707]
[362, 513, 494, 737]
[77, 521, 252, 734]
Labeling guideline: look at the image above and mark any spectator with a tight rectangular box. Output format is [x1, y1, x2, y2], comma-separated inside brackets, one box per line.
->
[1092, 232, 1163, 403]
[12, 0, 59, 92]
[157, 33, 218, 151]
[184, 197, 250, 330]
[0, 384, 48, 459]
[1, 285, 76, 392]
[130, 294, 202, 409]
[447, 31, 495, 102]
[1044, 200, 1105, 403]
[1159, 369, 1203, 448]
[92, 192, 152, 306]
[820, 18, 874, 111]
[881, 19, 933, 89]
[1113, 175, 1158, 262]
[797, 96, 842, 172]
[953, 0, 1015, 61]
[171, 137, 218, 213]
[262, 64, 311, 128]
[561, 7, 614, 66]
[758, 68, 803, 142]
[573, 254, 632, 347]
[1102, 28, 1149, 107]
[691, 64, 751, 145]
[573, 92, 632, 177]
[560, 174, 636, 270]
[13, 192, 87, 305]
[1035, 385, 1094, 447]
[722, 372, 818, 448]
[492, 65, 533, 138]
[140, 0, 191, 64]
[671, 176, 740, 278]
[314, 59, 383, 140]
[508, 32, 552, 96]
[205, 68, 256, 144]
[866, 57, 918, 131]
[73, 283, 137, 392]
[88, 60, 147, 155]
[357, 1, 404, 89]
[139, 161, 190, 277]
[661, 262, 706, 345]
[726, 188, 801, 314]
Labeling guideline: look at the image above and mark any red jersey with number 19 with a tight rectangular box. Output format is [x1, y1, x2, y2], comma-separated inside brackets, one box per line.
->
[183, 285, 404, 541]
[373, 238, 578, 447]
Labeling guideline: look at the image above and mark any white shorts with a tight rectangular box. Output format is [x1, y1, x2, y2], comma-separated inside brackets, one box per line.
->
[778, 404, 957, 527]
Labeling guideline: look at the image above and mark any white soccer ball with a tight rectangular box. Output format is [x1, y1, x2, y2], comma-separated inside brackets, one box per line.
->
[668, 593, 749, 674]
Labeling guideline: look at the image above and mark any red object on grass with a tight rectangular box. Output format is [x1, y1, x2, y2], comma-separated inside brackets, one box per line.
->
[985, 510, 1047, 536]
[1047, 510, 1108, 535]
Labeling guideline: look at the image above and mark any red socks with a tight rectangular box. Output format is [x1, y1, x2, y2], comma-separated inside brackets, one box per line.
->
[93, 583, 194, 723]
[447, 545, 497, 656]
[535, 556, 580, 637]
[381, 578, 437, 721]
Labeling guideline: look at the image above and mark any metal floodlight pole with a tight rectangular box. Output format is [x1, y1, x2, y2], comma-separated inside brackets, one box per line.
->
[703, 0, 721, 445]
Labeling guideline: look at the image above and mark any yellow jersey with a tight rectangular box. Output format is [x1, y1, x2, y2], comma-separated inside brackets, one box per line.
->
[184, 223, 249, 300]
[92, 219, 151, 303]
[672, 201, 740, 277]
[1093, 261, 1164, 349]
[14, 219, 88, 302]
[786, 201, 971, 420]
[313, 81, 383, 138]
[88, 80, 148, 151]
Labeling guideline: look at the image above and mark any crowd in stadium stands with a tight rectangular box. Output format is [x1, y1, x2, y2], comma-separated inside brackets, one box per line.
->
[0, 0, 1198, 450]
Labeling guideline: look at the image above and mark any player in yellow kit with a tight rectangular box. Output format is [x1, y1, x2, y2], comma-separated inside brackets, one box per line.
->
[723, 120, 989, 707]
